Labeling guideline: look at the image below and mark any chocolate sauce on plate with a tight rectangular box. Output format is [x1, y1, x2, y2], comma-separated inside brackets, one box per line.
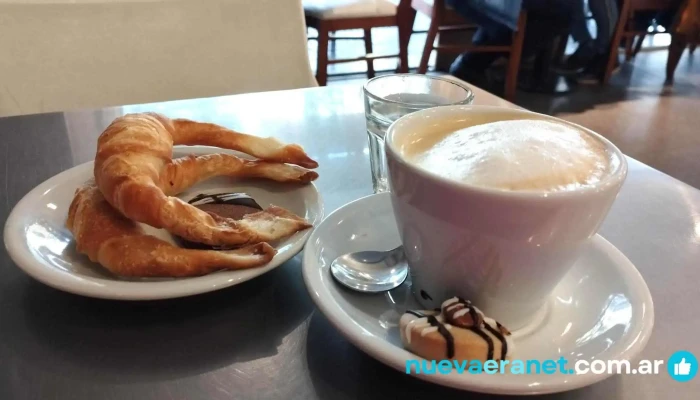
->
[177, 192, 263, 250]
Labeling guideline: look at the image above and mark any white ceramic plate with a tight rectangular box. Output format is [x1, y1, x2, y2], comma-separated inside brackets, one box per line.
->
[4, 146, 323, 300]
[302, 193, 654, 395]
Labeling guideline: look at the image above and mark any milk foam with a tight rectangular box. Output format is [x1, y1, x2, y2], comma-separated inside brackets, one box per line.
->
[408, 119, 610, 192]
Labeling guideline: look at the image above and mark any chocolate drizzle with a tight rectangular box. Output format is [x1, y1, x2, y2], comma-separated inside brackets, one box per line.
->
[484, 323, 508, 360]
[177, 192, 263, 250]
[444, 297, 483, 328]
[188, 192, 262, 210]
[427, 316, 455, 359]
[405, 297, 513, 362]
[461, 297, 480, 327]
[405, 310, 426, 318]
[468, 326, 495, 360]
[404, 310, 455, 359]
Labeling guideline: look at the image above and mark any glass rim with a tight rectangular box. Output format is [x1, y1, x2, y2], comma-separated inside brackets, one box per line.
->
[362, 73, 474, 106]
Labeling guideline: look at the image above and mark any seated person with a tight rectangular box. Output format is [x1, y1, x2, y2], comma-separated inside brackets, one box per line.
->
[556, 0, 619, 77]
[446, 0, 577, 83]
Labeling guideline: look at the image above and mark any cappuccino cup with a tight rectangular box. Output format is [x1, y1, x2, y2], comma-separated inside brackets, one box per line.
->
[385, 106, 627, 329]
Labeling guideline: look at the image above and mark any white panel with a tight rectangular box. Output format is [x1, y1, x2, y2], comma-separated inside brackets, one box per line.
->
[0, 0, 316, 116]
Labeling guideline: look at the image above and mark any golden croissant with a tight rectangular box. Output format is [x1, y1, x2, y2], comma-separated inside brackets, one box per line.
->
[67, 183, 279, 277]
[94, 113, 318, 246]
[68, 155, 316, 276]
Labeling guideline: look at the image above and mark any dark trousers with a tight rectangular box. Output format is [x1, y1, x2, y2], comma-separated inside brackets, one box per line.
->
[447, 0, 577, 70]
[571, 0, 619, 54]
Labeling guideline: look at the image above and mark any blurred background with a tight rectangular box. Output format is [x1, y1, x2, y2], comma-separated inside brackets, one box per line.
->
[1, 0, 698, 188]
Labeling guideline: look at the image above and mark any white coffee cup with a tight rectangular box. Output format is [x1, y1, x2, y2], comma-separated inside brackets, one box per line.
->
[385, 105, 627, 330]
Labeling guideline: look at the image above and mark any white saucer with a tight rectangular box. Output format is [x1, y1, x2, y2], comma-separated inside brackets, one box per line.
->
[4, 146, 323, 300]
[302, 193, 654, 395]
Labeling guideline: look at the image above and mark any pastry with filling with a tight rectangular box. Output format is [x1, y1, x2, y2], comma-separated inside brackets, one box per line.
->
[399, 297, 513, 362]
[94, 112, 317, 247]
[178, 193, 266, 250]
[66, 183, 276, 277]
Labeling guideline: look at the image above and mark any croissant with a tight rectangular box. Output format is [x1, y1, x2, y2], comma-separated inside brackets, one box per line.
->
[66, 183, 277, 277]
[94, 113, 318, 246]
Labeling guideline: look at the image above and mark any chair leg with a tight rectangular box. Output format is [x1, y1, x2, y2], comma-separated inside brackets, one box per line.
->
[632, 33, 646, 57]
[397, 6, 417, 73]
[624, 34, 635, 60]
[418, 15, 439, 74]
[666, 34, 687, 84]
[329, 31, 337, 57]
[602, 0, 630, 84]
[363, 28, 375, 79]
[504, 12, 527, 102]
[316, 24, 329, 86]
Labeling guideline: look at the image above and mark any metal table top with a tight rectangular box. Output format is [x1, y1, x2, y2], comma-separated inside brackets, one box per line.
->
[0, 84, 697, 399]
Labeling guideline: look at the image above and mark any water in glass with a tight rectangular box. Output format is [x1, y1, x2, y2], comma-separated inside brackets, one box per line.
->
[363, 75, 474, 193]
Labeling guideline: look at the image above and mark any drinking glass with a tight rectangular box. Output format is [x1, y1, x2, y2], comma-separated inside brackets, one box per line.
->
[363, 74, 474, 193]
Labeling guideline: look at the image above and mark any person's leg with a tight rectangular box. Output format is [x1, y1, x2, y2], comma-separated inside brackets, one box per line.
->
[445, 0, 514, 80]
[519, 0, 575, 53]
[448, 25, 512, 80]
[567, 0, 621, 80]
[589, 0, 619, 53]
[570, 0, 593, 45]
[522, 0, 578, 17]
[523, 0, 593, 75]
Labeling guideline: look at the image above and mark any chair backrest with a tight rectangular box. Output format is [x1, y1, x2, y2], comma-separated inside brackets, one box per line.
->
[0, 0, 316, 117]
[628, 0, 678, 12]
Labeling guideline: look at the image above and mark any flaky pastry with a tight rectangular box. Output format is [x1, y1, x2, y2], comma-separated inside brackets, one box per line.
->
[67, 183, 276, 277]
[94, 113, 318, 246]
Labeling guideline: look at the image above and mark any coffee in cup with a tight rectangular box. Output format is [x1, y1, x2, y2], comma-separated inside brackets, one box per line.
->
[403, 119, 613, 192]
[385, 106, 626, 330]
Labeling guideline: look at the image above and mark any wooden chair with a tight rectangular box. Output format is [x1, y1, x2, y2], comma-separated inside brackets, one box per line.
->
[603, 0, 678, 84]
[630, 24, 667, 59]
[412, 0, 527, 101]
[305, 0, 416, 86]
